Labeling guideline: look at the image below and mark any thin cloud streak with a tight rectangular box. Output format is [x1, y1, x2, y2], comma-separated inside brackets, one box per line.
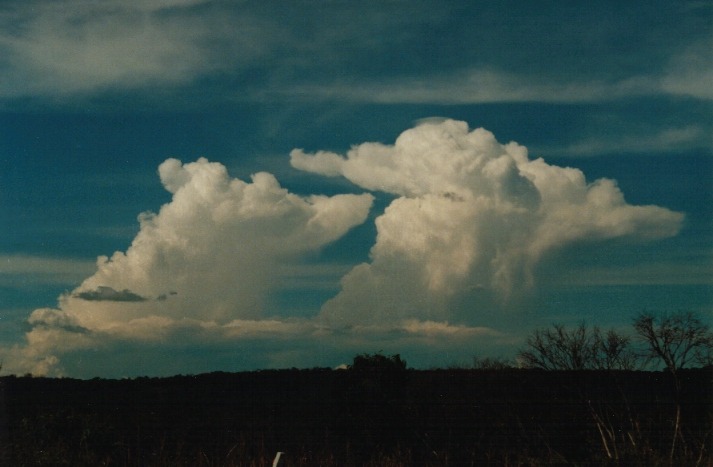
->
[267, 73, 651, 104]
[538, 125, 712, 158]
[547, 262, 713, 287]
[266, 68, 712, 104]
[0, 1, 709, 105]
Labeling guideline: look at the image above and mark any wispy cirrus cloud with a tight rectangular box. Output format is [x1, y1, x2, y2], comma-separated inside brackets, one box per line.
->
[660, 38, 713, 101]
[1, 0, 710, 105]
[0, 0, 274, 98]
[539, 125, 711, 157]
[265, 63, 713, 105]
[266, 71, 657, 104]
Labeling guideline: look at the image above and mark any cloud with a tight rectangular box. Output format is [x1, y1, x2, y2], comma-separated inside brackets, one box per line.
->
[543, 125, 711, 157]
[660, 39, 713, 100]
[544, 261, 713, 287]
[277, 70, 665, 104]
[1, 1, 709, 106]
[0, 313, 510, 377]
[263, 61, 713, 104]
[293, 119, 685, 326]
[68, 157, 373, 328]
[3, 157, 372, 375]
[0, 122, 687, 377]
[0, 0, 274, 98]
[400, 320, 502, 338]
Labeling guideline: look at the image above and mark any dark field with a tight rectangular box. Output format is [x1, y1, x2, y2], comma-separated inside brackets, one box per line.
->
[1, 368, 711, 466]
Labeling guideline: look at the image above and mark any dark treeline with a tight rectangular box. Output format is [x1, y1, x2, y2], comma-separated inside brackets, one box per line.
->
[1, 366, 711, 466]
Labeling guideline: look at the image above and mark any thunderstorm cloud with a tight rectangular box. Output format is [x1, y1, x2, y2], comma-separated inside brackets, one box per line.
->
[4, 120, 684, 376]
[292, 119, 684, 325]
[9, 158, 373, 375]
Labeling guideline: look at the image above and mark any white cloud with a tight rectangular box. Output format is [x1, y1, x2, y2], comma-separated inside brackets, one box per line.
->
[1, 1, 708, 106]
[68, 157, 373, 329]
[0, 0, 273, 98]
[2, 157, 372, 375]
[400, 320, 501, 338]
[293, 119, 685, 326]
[0, 122, 689, 377]
[660, 39, 713, 100]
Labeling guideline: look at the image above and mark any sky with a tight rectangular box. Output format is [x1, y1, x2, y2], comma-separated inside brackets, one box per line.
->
[0, 0, 711, 378]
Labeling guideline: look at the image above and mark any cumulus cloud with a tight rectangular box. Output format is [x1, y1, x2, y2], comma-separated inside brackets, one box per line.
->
[292, 119, 685, 326]
[5, 157, 372, 375]
[69, 158, 372, 327]
[0, 122, 687, 376]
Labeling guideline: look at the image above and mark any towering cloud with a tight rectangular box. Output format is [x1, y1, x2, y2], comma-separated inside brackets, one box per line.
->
[69, 158, 373, 329]
[10, 158, 372, 374]
[291, 119, 684, 325]
[2, 121, 686, 377]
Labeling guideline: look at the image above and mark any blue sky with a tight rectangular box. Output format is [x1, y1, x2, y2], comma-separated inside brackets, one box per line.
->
[0, 0, 711, 377]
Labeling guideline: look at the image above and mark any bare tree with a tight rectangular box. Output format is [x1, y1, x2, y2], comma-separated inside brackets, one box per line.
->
[632, 311, 713, 372]
[633, 310, 713, 461]
[592, 328, 639, 370]
[518, 323, 593, 370]
[472, 356, 515, 370]
[518, 323, 635, 371]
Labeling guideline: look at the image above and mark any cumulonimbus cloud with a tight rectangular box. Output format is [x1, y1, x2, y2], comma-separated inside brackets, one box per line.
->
[1, 121, 686, 377]
[70, 158, 374, 328]
[291, 119, 685, 326]
[6, 158, 373, 375]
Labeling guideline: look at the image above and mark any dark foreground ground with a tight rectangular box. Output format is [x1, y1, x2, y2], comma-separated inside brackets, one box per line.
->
[0, 368, 711, 466]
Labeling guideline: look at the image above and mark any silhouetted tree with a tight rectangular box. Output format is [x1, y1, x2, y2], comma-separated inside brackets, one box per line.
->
[518, 323, 635, 370]
[633, 310, 713, 461]
[349, 353, 407, 372]
[518, 323, 595, 370]
[472, 356, 516, 370]
[633, 310, 713, 372]
[592, 328, 639, 370]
